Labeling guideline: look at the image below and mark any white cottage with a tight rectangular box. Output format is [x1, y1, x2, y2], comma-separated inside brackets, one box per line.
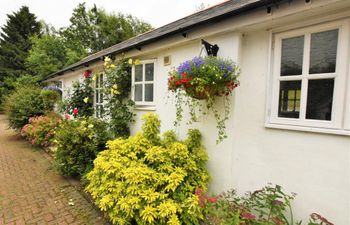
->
[44, 0, 350, 223]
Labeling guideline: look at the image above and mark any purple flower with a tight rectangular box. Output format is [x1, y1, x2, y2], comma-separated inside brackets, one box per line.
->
[177, 60, 191, 75]
[192, 57, 204, 67]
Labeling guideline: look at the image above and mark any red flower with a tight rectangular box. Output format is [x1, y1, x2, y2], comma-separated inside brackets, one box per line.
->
[241, 212, 256, 220]
[175, 80, 182, 86]
[83, 70, 92, 78]
[207, 197, 218, 203]
[65, 114, 70, 120]
[181, 72, 187, 78]
[73, 108, 79, 116]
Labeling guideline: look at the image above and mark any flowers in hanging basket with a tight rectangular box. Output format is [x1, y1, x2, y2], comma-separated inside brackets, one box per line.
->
[168, 56, 239, 99]
[83, 69, 92, 78]
[168, 56, 240, 143]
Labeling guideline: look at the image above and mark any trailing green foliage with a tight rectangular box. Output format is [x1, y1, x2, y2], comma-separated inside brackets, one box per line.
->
[101, 57, 134, 137]
[60, 74, 94, 118]
[200, 184, 334, 225]
[53, 117, 110, 177]
[4, 86, 57, 130]
[86, 113, 210, 225]
[21, 112, 62, 147]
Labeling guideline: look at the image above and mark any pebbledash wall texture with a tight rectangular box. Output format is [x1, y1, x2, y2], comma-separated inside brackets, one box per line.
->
[45, 0, 350, 224]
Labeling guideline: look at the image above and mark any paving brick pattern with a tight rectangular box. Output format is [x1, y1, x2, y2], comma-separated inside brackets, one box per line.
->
[0, 115, 109, 225]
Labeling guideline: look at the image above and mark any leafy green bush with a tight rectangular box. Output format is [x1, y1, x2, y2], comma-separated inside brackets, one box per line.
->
[53, 117, 110, 177]
[4, 86, 56, 130]
[40, 89, 60, 110]
[21, 112, 62, 147]
[86, 113, 210, 225]
[200, 184, 334, 225]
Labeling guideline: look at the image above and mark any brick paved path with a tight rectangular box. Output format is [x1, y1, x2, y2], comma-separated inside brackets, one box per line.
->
[0, 115, 109, 225]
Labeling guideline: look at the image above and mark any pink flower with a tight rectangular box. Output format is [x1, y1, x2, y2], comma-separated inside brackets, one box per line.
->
[73, 108, 79, 116]
[65, 114, 70, 120]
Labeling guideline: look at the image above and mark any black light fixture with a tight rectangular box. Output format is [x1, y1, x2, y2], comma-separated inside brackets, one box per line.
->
[201, 39, 219, 56]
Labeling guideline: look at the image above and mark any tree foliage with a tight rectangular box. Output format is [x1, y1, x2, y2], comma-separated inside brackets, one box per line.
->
[60, 3, 152, 53]
[0, 6, 41, 110]
[26, 30, 86, 79]
[0, 6, 41, 80]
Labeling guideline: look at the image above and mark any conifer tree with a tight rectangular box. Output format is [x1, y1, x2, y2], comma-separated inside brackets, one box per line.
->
[0, 6, 41, 81]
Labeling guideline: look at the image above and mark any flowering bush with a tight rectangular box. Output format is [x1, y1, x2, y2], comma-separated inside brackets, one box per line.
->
[200, 184, 334, 225]
[61, 70, 94, 118]
[168, 56, 240, 143]
[86, 113, 210, 225]
[53, 117, 110, 177]
[21, 112, 62, 147]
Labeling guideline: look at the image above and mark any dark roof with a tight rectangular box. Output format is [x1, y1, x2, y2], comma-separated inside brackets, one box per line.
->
[44, 0, 282, 81]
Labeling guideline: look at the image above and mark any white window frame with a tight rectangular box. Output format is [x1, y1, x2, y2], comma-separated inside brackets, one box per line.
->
[94, 73, 104, 118]
[267, 19, 350, 134]
[131, 59, 156, 106]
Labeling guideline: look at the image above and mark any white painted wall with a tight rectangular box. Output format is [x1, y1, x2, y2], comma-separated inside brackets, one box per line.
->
[50, 1, 350, 224]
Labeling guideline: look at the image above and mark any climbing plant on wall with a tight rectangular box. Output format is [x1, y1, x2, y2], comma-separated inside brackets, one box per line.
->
[61, 70, 94, 118]
[99, 56, 135, 137]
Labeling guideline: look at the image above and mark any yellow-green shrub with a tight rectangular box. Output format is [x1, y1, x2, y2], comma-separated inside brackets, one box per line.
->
[86, 113, 210, 225]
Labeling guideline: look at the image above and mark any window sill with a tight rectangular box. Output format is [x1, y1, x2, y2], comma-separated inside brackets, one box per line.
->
[265, 122, 350, 136]
[134, 105, 156, 111]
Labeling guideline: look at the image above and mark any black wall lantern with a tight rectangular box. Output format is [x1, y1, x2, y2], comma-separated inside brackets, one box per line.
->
[201, 39, 219, 56]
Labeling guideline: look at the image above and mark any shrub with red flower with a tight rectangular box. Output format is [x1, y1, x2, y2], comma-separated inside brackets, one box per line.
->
[60, 74, 94, 118]
[168, 56, 240, 143]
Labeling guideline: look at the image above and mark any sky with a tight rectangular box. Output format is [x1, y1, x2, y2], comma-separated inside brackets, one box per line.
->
[0, 0, 226, 30]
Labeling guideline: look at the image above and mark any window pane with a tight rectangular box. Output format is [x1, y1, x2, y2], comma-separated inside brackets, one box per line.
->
[306, 79, 334, 121]
[95, 90, 99, 103]
[135, 65, 143, 81]
[278, 80, 301, 118]
[134, 84, 143, 101]
[99, 93, 103, 103]
[309, 29, 338, 74]
[95, 76, 99, 88]
[99, 74, 103, 87]
[145, 63, 154, 81]
[145, 84, 154, 102]
[281, 36, 304, 76]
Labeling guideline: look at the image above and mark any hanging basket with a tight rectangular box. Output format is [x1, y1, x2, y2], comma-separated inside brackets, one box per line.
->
[185, 85, 218, 100]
